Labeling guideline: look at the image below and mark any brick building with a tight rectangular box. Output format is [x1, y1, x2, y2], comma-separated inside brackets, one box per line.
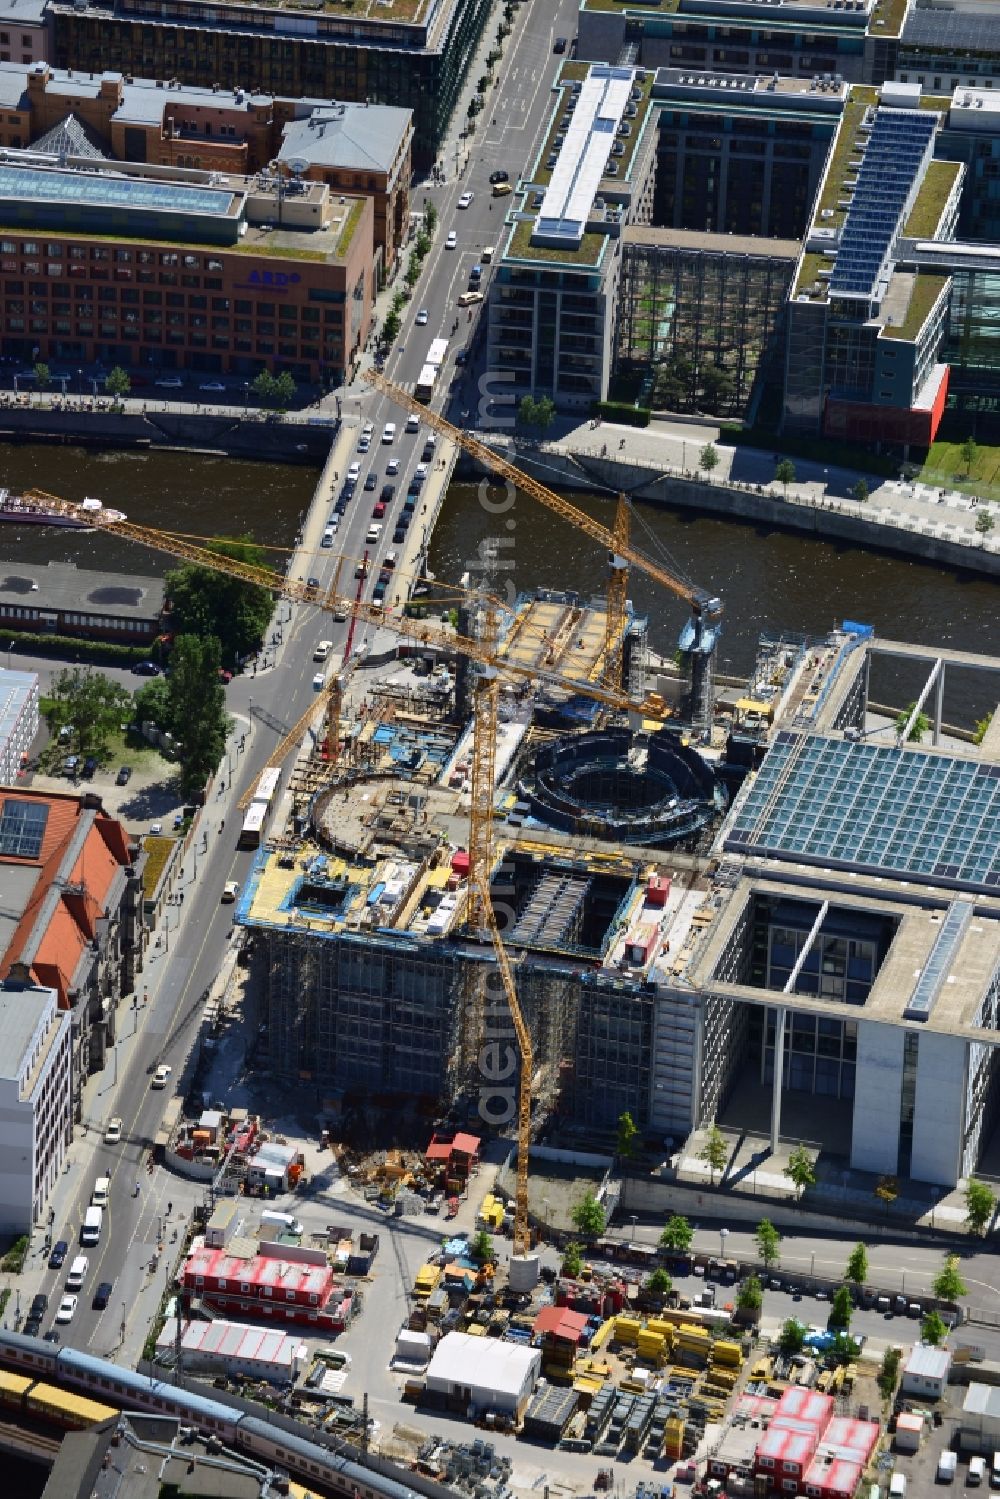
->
[181, 1241, 355, 1331]
[0, 64, 411, 275]
[0, 787, 142, 1120]
[0, 148, 373, 383]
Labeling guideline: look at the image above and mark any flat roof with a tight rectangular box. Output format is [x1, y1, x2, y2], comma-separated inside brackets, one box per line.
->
[426, 1331, 540, 1395]
[0, 559, 165, 619]
[0, 667, 36, 747]
[0, 983, 53, 1080]
[903, 9, 1000, 52]
[623, 224, 801, 259]
[905, 1344, 950, 1378]
[535, 64, 634, 249]
[725, 732, 1000, 894]
[280, 103, 411, 174]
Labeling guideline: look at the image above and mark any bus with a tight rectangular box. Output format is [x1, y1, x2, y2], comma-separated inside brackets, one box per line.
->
[237, 766, 281, 850]
[426, 337, 448, 369]
[414, 363, 438, 403]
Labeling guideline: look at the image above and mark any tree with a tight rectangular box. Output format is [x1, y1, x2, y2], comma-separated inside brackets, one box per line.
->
[700, 363, 735, 414]
[616, 1111, 639, 1159]
[699, 1125, 728, 1184]
[46, 668, 132, 758]
[852, 479, 869, 504]
[779, 1318, 806, 1355]
[659, 1215, 693, 1255]
[921, 1309, 949, 1347]
[976, 507, 995, 536]
[273, 371, 297, 409]
[33, 361, 51, 391]
[961, 435, 978, 477]
[755, 1218, 781, 1269]
[875, 1175, 899, 1212]
[974, 712, 994, 746]
[517, 395, 538, 433]
[736, 1274, 763, 1314]
[251, 371, 277, 406]
[570, 1190, 605, 1238]
[164, 535, 273, 666]
[167, 634, 229, 798]
[895, 702, 930, 743]
[423, 200, 437, 236]
[382, 310, 401, 345]
[133, 675, 173, 731]
[561, 1240, 583, 1278]
[965, 1179, 996, 1238]
[699, 442, 719, 479]
[471, 1229, 494, 1264]
[845, 1242, 869, 1289]
[533, 395, 556, 436]
[786, 1145, 817, 1199]
[775, 457, 796, 499]
[645, 1267, 672, 1299]
[105, 366, 131, 402]
[829, 1285, 853, 1330]
[932, 1254, 967, 1303]
[877, 1346, 902, 1401]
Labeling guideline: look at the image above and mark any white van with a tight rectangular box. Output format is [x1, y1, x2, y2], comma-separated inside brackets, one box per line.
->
[936, 1453, 957, 1484]
[81, 1206, 103, 1245]
[322, 526, 335, 548]
[92, 1176, 110, 1208]
[66, 1254, 89, 1289]
[969, 1458, 987, 1487]
[991, 1453, 1000, 1487]
[406, 413, 420, 434]
[261, 1209, 303, 1236]
[365, 523, 383, 544]
[313, 640, 333, 663]
[481, 245, 495, 263]
[889, 1475, 907, 1499]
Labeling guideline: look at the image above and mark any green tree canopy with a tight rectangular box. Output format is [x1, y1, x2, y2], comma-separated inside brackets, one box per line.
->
[699, 442, 719, 476]
[700, 1125, 727, 1183]
[877, 1346, 902, 1401]
[133, 676, 173, 732]
[829, 1285, 853, 1330]
[273, 371, 297, 409]
[921, 1309, 949, 1347]
[965, 1179, 996, 1237]
[164, 535, 272, 667]
[251, 371, 277, 406]
[895, 702, 931, 743]
[737, 1274, 763, 1313]
[471, 1229, 494, 1264]
[33, 361, 51, 390]
[167, 634, 229, 798]
[852, 479, 869, 504]
[616, 1111, 639, 1159]
[786, 1145, 817, 1198]
[45, 668, 132, 757]
[646, 1267, 672, 1298]
[561, 1240, 583, 1278]
[976, 507, 995, 536]
[845, 1242, 869, 1287]
[932, 1254, 967, 1303]
[570, 1191, 606, 1238]
[105, 366, 131, 401]
[755, 1218, 781, 1269]
[779, 1319, 806, 1355]
[775, 458, 796, 496]
[961, 435, 978, 476]
[659, 1215, 694, 1254]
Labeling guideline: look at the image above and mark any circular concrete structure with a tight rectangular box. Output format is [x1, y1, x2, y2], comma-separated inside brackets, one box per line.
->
[519, 728, 725, 847]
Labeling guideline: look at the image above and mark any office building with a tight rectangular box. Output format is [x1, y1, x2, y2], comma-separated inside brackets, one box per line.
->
[0, 981, 71, 1234]
[577, 0, 912, 90]
[896, 2, 1000, 93]
[0, 561, 165, 643]
[0, 0, 46, 68]
[0, 787, 142, 1120]
[0, 149, 373, 383]
[0, 64, 412, 275]
[0, 666, 38, 785]
[488, 62, 658, 411]
[48, 0, 491, 166]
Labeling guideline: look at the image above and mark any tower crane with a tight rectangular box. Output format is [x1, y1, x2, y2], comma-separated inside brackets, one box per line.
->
[364, 369, 724, 730]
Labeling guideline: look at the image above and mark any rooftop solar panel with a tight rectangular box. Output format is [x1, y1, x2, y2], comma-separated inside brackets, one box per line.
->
[536, 64, 634, 248]
[0, 797, 48, 859]
[0, 165, 234, 216]
[724, 734, 1000, 894]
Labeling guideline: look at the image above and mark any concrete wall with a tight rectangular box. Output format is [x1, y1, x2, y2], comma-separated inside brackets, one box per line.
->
[461, 442, 1000, 581]
[911, 1030, 968, 1188]
[0, 1081, 36, 1235]
[851, 1022, 904, 1177]
[0, 405, 334, 464]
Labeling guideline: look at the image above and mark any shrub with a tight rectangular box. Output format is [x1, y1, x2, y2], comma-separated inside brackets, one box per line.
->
[593, 400, 651, 428]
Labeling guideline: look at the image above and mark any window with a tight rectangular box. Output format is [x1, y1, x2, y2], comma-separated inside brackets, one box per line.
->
[285, 1289, 295, 1301]
[240, 1281, 249, 1293]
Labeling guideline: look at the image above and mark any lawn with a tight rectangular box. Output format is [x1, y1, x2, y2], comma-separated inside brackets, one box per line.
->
[919, 440, 1000, 501]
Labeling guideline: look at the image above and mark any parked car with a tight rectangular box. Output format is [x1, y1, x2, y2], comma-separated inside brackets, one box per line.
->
[457, 191, 474, 209]
[131, 661, 160, 676]
[364, 471, 377, 491]
[415, 309, 429, 325]
[446, 230, 457, 249]
[155, 376, 184, 389]
[489, 170, 509, 184]
[199, 381, 226, 393]
[554, 34, 567, 51]
[115, 766, 132, 786]
[48, 1240, 68, 1269]
[103, 1118, 122, 1145]
[82, 755, 99, 778]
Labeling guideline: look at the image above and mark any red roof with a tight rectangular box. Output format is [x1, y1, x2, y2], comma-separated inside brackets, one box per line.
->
[533, 1305, 589, 1342]
[425, 1131, 481, 1162]
[425, 1141, 452, 1161]
[774, 1388, 835, 1429]
[451, 1132, 481, 1156]
[803, 1458, 863, 1498]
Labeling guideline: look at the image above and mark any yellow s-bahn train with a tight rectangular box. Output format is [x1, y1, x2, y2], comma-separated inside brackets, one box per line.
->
[0, 1367, 116, 1430]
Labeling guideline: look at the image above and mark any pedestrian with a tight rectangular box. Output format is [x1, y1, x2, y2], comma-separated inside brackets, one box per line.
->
[619, 438, 625, 451]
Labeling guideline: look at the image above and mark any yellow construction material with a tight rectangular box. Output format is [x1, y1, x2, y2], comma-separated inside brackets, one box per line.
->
[713, 1340, 742, 1367]
[614, 1316, 643, 1346]
[637, 1331, 667, 1364]
[413, 1264, 442, 1299]
[590, 1319, 615, 1352]
[478, 1194, 504, 1229]
[466, 1322, 486, 1336]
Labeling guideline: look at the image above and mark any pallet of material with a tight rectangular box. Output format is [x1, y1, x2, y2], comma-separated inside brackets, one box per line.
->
[523, 1385, 579, 1442]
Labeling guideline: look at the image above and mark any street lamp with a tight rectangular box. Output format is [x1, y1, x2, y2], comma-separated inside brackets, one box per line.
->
[248, 698, 253, 740]
[629, 1214, 638, 1243]
[719, 1226, 729, 1261]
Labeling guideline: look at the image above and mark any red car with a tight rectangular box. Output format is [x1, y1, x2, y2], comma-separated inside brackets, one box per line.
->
[372, 501, 386, 518]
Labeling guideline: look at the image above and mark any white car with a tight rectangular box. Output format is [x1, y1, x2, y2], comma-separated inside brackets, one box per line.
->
[55, 1295, 78, 1324]
[347, 461, 361, 482]
[386, 458, 400, 475]
[150, 821, 163, 835]
[151, 1064, 172, 1089]
[222, 880, 240, 903]
[415, 308, 429, 326]
[457, 192, 474, 209]
[362, 421, 374, 440]
[104, 1117, 122, 1145]
[199, 380, 226, 392]
[446, 231, 457, 249]
[414, 463, 428, 482]
[155, 377, 184, 389]
[358, 435, 371, 453]
[381, 422, 396, 444]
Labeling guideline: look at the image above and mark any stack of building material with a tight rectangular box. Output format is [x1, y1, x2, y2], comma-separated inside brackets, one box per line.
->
[522, 1385, 579, 1441]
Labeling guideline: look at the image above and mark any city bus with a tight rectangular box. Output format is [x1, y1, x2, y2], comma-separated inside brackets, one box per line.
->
[237, 766, 281, 849]
[414, 363, 438, 403]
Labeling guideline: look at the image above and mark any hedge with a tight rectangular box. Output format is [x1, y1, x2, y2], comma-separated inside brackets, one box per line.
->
[593, 401, 651, 428]
[718, 424, 898, 478]
[0, 630, 157, 665]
